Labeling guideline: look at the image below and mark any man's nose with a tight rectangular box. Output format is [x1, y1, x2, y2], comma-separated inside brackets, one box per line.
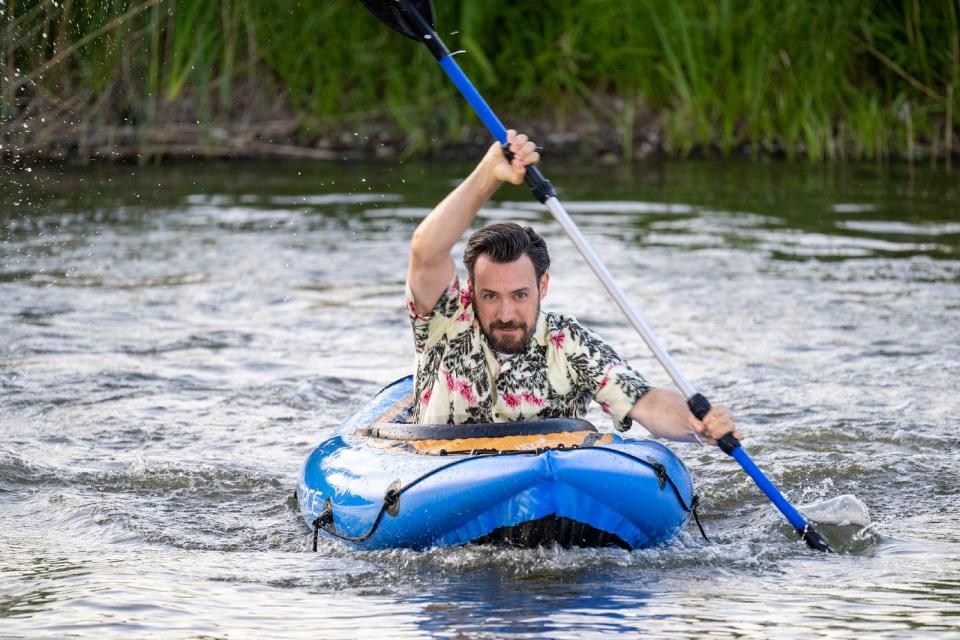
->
[496, 300, 518, 323]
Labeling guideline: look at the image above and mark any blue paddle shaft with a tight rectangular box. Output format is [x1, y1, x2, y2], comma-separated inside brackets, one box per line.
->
[439, 55, 508, 144]
[728, 445, 807, 532]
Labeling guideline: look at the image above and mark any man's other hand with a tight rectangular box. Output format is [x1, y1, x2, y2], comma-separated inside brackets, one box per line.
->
[693, 404, 742, 446]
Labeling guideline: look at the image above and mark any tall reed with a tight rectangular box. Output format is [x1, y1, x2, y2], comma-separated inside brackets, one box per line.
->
[1, 0, 957, 162]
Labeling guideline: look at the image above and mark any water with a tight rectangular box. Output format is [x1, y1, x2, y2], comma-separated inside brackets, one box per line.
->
[2, 159, 959, 637]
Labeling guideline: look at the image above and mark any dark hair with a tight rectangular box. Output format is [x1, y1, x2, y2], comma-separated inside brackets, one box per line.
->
[463, 222, 550, 283]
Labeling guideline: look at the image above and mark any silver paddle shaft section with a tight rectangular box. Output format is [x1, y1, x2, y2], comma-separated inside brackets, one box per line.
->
[544, 196, 699, 399]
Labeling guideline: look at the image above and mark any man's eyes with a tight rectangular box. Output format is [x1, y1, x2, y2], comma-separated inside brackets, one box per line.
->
[481, 292, 528, 301]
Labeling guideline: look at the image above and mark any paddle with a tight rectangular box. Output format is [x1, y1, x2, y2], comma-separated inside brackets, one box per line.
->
[358, 0, 832, 553]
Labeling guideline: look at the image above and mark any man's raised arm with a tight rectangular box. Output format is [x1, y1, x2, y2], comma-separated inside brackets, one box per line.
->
[407, 131, 540, 315]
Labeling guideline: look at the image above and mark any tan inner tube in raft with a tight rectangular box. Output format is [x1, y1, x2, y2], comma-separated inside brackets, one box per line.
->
[355, 392, 613, 456]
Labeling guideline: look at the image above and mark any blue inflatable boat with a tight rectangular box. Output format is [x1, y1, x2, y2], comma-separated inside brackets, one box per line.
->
[297, 376, 699, 550]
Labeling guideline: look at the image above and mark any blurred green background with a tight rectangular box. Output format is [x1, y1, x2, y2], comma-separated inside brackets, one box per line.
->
[2, 0, 958, 162]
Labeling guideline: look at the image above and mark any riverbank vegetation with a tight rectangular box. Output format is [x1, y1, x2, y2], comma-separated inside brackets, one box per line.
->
[2, 0, 958, 163]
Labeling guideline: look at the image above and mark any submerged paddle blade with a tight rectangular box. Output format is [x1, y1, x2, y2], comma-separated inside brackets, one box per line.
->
[358, 0, 436, 40]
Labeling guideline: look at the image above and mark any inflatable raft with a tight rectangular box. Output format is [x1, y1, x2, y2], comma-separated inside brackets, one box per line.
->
[297, 376, 698, 550]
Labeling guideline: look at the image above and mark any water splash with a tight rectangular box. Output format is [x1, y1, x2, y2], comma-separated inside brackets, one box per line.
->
[799, 494, 871, 527]
[799, 494, 878, 553]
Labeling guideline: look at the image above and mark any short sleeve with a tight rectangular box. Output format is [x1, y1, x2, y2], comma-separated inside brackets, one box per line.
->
[405, 275, 470, 354]
[561, 318, 651, 431]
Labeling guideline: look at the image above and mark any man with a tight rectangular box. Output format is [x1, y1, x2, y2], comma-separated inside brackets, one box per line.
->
[406, 131, 740, 445]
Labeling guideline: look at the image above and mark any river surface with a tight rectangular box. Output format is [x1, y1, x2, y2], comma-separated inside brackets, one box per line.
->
[1, 158, 958, 638]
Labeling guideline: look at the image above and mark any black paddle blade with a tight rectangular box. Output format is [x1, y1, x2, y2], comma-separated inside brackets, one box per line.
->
[358, 0, 436, 41]
[801, 524, 833, 553]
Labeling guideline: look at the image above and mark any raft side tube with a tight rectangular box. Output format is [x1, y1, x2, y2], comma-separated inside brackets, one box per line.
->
[300, 441, 692, 549]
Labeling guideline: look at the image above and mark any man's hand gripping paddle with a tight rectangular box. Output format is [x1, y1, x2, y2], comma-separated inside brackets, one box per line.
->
[358, 0, 832, 552]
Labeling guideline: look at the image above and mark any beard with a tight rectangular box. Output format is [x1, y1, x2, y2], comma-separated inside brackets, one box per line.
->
[474, 297, 540, 355]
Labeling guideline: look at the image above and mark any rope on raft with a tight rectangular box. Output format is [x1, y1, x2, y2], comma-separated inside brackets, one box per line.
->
[310, 445, 708, 550]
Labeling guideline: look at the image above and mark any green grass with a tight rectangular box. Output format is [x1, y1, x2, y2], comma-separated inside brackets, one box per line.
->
[1, 0, 958, 162]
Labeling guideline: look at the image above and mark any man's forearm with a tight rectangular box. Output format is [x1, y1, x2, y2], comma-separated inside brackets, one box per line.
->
[410, 160, 501, 267]
[629, 387, 739, 444]
[629, 388, 699, 442]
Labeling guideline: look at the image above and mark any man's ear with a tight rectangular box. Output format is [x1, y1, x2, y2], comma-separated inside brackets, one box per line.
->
[539, 272, 550, 300]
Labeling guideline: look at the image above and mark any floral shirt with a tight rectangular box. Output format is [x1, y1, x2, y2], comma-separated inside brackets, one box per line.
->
[406, 276, 651, 430]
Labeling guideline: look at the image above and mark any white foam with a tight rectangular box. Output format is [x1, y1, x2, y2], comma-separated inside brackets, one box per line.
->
[799, 494, 871, 527]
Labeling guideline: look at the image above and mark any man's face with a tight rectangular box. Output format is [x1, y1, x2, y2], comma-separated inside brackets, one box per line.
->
[469, 254, 549, 354]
